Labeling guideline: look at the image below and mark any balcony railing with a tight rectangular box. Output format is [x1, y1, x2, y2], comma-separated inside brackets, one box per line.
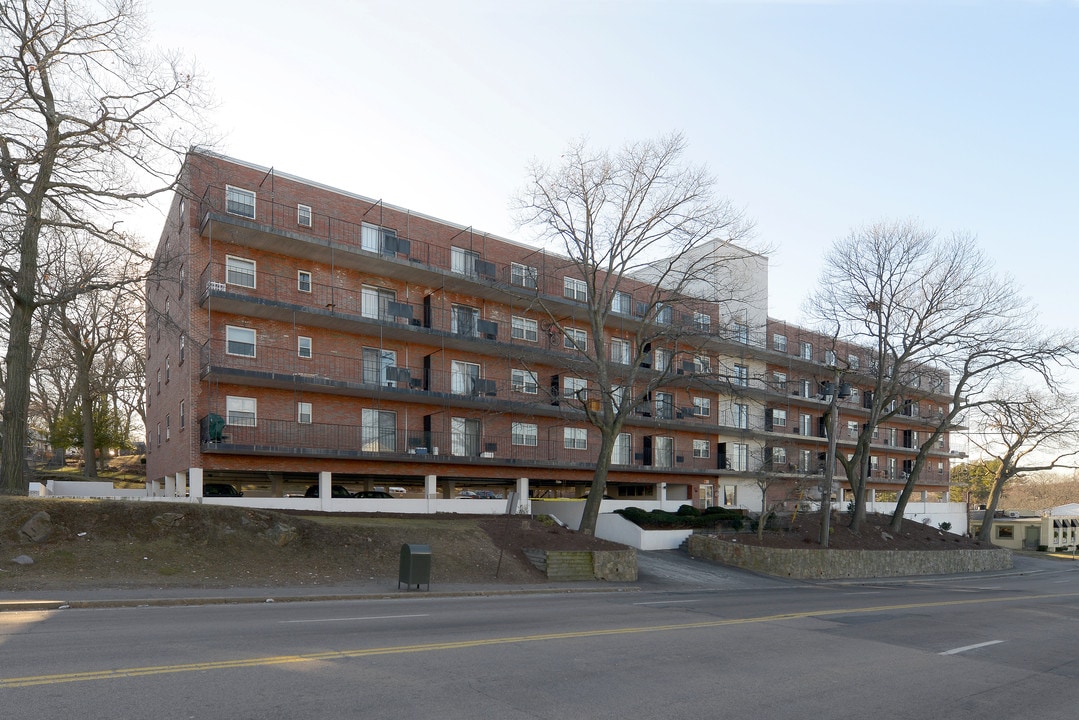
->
[197, 415, 721, 471]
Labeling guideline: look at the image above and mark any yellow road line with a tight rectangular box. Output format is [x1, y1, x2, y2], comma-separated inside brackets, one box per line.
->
[4, 591, 1076, 689]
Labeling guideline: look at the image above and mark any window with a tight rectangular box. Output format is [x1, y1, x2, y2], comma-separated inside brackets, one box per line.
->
[178, 263, 185, 296]
[451, 360, 481, 395]
[451, 417, 481, 456]
[848, 354, 860, 369]
[937, 461, 944, 475]
[155, 368, 160, 394]
[511, 422, 538, 446]
[361, 285, 395, 320]
[847, 420, 859, 438]
[799, 449, 812, 472]
[564, 376, 587, 401]
[564, 427, 588, 450]
[693, 439, 710, 458]
[772, 371, 786, 391]
[297, 402, 312, 424]
[564, 276, 588, 302]
[611, 291, 631, 314]
[800, 342, 813, 360]
[693, 354, 711, 373]
[156, 423, 160, 447]
[564, 328, 587, 352]
[297, 204, 312, 227]
[655, 392, 674, 419]
[654, 347, 671, 372]
[226, 326, 256, 357]
[179, 400, 185, 430]
[510, 262, 538, 289]
[511, 369, 538, 394]
[888, 457, 898, 478]
[694, 311, 711, 332]
[733, 364, 748, 387]
[731, 443, 749, 471]
[451, 247, 481, 277]
[298, 336, 312, 359]
[654, 436, 673, 467]
[799, 413, 812, 436]
[655, 304, 672, 324]
[733, 322, 749, 344]
[165, 296, 170, 316]
[771, 447, 787, 465]
[165, 414, 171, 441]
[734, 403, 748, 429]
[771, 408, 787, 427]
[613, 433, 632, 465]
[693, 396, 711, 417]
[511, 316, 538, 342]
[451, 304, 480, 337]
[610, 338, 631, 364]
[361, 409, 397, 452]
[773, 334, 788, 352]
[362, 347, 397, 386]
[612, 384, 628, 412]
[226, 396, 257, 426]
[996, 525, 1014, 540]
[165, 355, 171, 383]
[824, 349, 836, 365]
[800, 379, 812, 398]
[178, 333, 186, 364]
[298, 270, 312, 293]
[225, 185, 255, 218]
[722, 484, 737, 506]
[225, 255, 256, 288]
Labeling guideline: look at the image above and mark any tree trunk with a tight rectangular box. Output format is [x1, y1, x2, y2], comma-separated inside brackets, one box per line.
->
[0, 297, 35, 494]
[889, 452, 931, 533]
[579, 431, 617, 536]
[976, 471, 1009, 542]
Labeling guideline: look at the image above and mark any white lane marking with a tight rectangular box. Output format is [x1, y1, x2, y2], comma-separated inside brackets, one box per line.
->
[280, 614, 430, 624]
[940, 640, 1004, 655]
[842, 592, 881, 596]
[633, 600, 703, 606]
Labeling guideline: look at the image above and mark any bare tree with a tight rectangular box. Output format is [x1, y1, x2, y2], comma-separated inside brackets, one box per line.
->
[806, 220, 1053, 532]
[1002, 470, 1079, 513]
[514, 133, 755, 535]
[0, 0, 207, 493]
[968, 387, 1079, 542]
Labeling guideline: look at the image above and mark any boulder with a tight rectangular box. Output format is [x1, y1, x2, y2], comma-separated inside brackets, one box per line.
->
[264, 522, 298, 547]
[12, 555, 34, 565]
[152, 512, 185, 529]
[18, 511, 53, 543]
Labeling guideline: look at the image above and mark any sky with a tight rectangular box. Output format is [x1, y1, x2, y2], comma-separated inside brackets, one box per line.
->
[139, 0, 1078, 335]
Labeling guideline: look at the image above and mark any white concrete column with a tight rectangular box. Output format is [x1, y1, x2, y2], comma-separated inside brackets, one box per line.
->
[188, 467, 203, 499]
[515, 478, 530, 515]
[425, 475, 438, 514]
[149, 479, 161, 497]
[164, 474, 176, 497]
[176, 471, 188, 498]
[319, 471, 332, 511]
[659, 482, 668, 509]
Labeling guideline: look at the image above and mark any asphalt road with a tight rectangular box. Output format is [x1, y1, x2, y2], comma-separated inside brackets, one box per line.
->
[2, 554, 1078, 719]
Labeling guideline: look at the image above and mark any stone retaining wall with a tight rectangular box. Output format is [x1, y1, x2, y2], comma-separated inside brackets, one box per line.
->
[523, 548, 637, 581]
[688, 535, 1012, 579]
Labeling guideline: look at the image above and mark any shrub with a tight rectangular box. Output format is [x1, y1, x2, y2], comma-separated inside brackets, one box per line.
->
[938, 521, 952, 532]
[676, 504, 701, 517]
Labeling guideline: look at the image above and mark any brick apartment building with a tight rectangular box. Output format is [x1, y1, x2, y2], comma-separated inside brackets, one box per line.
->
[145, 150, 956, 508]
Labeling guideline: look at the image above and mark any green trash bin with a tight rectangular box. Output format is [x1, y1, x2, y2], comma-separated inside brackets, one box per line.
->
[398, 543, 431, 591]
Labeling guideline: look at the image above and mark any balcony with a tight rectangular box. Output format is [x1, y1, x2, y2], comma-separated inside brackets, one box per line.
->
[197, 415, 721, 473]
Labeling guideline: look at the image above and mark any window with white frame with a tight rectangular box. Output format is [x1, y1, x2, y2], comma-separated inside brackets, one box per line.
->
[564, 276, 587, 302]
[611, 291, 631, 314]
[848, 354, 860, 369]
[610, 338, 631, 364]
[694, 354, 711, 373]
[613, 432, 632, 465]
[847, 420, 859, 438]
[887, 457, 898, 478]
[824, 349, 836, 365]
[693, 439, 709, 458]
[564, 376, 587, 401]
[226, 325, 256, 357]
[800, 379, 812, 397]
[511, 368, 538, 394]
[564, 328, 587, 352]
[733, 322, 749, 344]
[694, 311, 711, 332]
[612, 384, 627, 412]
[799, 413, 812, 436]
[655, 392, 674, 419]
[564, 427, 587, 450]
[361, 409, 397, 452]
[165, 414, 170, 441]
[451, 360, 481, 395]
[799, 449, 812, 472]
[451, 417, 481, 457]
[800, 341, 813, 360]
[226, 396, 257, 426]
[451, 246, 481, 276]
[734, 403, 748, 429]
[451, 304, 479, 337]
[722, 484, 737, 506]
[225, 185, 255, 218]
[655, 304, 672, 324]
[225, 255, 256, 288]
[773, 333, 788, 352]
[733, 364, 748, 387]
[298, 336, 312, 359]
[693, 396, 711, 417]
[511, 422, 538, 446]
[511, 316, 538, 342]
[297, 204, 312, 227]
[179, 400, 185, 429]
[297, 402, 312, 424]
[654, 436, 674, 467]
[361, 285, 395, 320]
[510, 262, 538, 289]
[731, 443, 749, 471]
[772, 408, 787, 427]
[772, 371, 786, 391]
[654, 347, 671, 372]
[298, 270, 312, 293]
[361, 222, 394, 253]
[937, 461, 944, 475]
[362, 347, 396, 386]
[771, 447, 787, 465]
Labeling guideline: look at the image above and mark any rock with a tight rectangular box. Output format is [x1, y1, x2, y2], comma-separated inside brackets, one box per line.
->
[18, 511, 53, 543]
[264, 523, 298, 547]
[12, 555, 34, 565]
[881, 531, 894, 541]
[152, 512, 185, 529]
